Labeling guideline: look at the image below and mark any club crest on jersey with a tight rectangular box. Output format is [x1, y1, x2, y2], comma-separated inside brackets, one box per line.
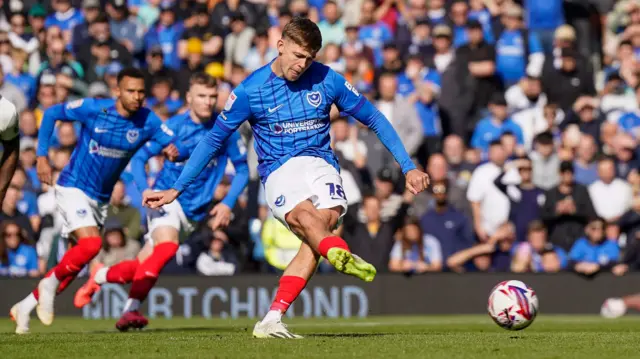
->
[306, 91, 322, 108]
[270, 123, 284, 135]
[275, 195, 286, 207]
[126, 129, 139, 144]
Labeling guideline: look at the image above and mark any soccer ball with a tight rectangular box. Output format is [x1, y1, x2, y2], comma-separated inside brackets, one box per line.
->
[488, 280, 538, 330]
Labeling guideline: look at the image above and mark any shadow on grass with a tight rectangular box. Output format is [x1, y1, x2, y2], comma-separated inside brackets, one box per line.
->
[307, 333, 391, 338]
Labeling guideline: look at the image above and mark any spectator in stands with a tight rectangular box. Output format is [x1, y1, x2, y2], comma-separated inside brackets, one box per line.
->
[19, 138, 40, 192]
[144, 1, 184, 70]
[0, 220, 38, 277]
[77, 14, 132, 70]
[196, 229, 238, 276]
[0, 66, 27, 113]
[442, 134, 475, 189]
[525, 0, 565, 54]
[432, 24, 454, 73]
[107, 180, 142, 241]
[317, 1, 345, 45]
[45, 0, 85, 40]
[11, 167, 40, 233]
[8, 12, 39, 57]
[71, 0, 101, 55]
[6, 48, 36, 105]
[573, 134, 599, 186]
[419, 179, 474, 268]
[589, 156, 633, 222]
[569, 217, 620, 276]
[19, 110, 37, 139]
[447, 221, 516, 272]
[494, 156, 544, 242]
[93, 218, 141, 267]
[142, 45, 176, 96]
[542, 161, 596, 251]
[511, 220, 567, 273]
[530, 131, 560, 190]
[412, 153, 469, 218]
[389, 216, 442, 274]
[106, 0, 144, 55]
[467, 140, 510, 241]
[612, 133, 640, 180]
[0, 186, 34, 243]
[146, 75, 183, 115]
[243, 31, 277, 74]
[224, 12, 256, 70]
[542, 48, 596, 111]
[471, 93, 524, 157]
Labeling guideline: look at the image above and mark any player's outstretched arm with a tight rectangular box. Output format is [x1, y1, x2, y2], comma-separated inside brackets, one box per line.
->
[209, 131, 250, 230]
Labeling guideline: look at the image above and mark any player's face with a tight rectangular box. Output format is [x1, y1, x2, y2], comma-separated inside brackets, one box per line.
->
[277, 39, 316, 81]
[115, 77, 146, 113]
[188, 84, 218, 120]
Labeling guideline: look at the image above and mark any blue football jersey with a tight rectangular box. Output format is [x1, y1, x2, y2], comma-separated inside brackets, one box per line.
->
[130, 111, 249, 220]
[172, 60, 416, 193]
[36, 98, 177, 203]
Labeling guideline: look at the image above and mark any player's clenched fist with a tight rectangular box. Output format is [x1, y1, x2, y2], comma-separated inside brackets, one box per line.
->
[36, 156, 53, 185]
[405, 169, 430, 195]
[143, 188, 179, 209]
[162, 144, 180, 162]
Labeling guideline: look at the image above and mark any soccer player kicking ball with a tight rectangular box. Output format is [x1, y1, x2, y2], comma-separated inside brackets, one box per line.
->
[10, 68, 183, 334]
[144, 17, 430, 339]
[73, 73, 250, 331]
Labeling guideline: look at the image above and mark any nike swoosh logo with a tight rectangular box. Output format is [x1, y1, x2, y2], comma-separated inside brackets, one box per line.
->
[95, 128, 108, 133]
[268, 105, 283, 113]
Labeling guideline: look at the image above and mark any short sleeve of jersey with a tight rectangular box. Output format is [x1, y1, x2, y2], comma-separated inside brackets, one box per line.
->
[328, 69, 366, 116]
[217, 83, 252, 134]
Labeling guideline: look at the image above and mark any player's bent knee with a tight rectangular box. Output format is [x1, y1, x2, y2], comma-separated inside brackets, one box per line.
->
[150, 226, 180, 245]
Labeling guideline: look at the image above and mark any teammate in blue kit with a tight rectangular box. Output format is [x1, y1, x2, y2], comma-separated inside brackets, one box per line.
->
[10, 68, 182, 334]
[73, 73, 250, 331]
[144, 17, 431, 339]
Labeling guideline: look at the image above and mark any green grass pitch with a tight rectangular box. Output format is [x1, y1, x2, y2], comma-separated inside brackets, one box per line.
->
[1, 315, 638, 358]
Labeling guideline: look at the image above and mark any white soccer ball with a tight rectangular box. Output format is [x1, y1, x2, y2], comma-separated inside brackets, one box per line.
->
[601, 298, 626, 319]
[488, 280, 539, 330]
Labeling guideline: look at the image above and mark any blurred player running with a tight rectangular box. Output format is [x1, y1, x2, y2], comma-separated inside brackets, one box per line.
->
[0, 96, 20, 204]
[10, 68, 183, 334]
[143, 17, 430, 339]
[73, 73, 250, 331]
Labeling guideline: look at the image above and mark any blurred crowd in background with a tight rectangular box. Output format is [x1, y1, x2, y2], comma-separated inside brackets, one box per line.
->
[3, 0, 640, 279]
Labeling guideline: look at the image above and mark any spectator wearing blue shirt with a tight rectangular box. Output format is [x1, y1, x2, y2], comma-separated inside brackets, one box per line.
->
[389, 217, 443, 274]
[471, 93, 524, 157]
[419, 180, 475, 269]
[45, 0, 85, 35]
[358, 0, 393, 68]
[146, 76, 184, 116]
[0, 220, 39, 277]
[144, 1, 185, 70]
[524, 0, 564, 55]
[494, 5, 545, 88]
[10, 167, 40, 233]
[447, 222, 517, 272]
[569, 217, 620, 276]
[572, 134, 599, 186]
[18, 138, 41, 193]
[511, 220, 568, 273]
[449, 0, 494, 48]
[6, 48, 36, 105]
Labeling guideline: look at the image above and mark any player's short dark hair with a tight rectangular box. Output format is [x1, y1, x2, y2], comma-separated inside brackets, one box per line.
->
[117, 67, 145, 84]
[189, 72, 217, 88]
[281, 16, 323, 54]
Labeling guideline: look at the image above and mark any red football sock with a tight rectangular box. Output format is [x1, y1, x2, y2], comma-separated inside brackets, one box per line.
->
[106, 259, 139, 284]
[128, 242, 178, 302]
[53, 236, 103, 280]
[317, 236, 350, 258]
[269, 276, 307, 313]
[33, 269, 77, 300]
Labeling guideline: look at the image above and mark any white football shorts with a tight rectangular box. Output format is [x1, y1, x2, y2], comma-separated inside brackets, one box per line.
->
[264, 156, 348, 229]
[146, 197, 195, 244]
[55, 185, 108, 239]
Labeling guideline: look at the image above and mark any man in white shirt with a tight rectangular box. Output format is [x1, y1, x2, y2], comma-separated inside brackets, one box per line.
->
[466, 140, 511, 241]
[588, 156, 632, 221]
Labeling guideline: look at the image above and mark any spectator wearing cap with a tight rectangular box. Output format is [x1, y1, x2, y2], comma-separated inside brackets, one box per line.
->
[178, 4, 224, 65]
[524, 0, 565, 55]
[541, 160, 596, 250]
[143, 45, 177, 96]
[375, 72, 423, 157]
[175, 38, 207, 96]
[223, 12, 255, 69]
[530, 131, 560, 191]
[8, 12, 39, 56]
[144, 1, 184, 70]
[93, 217, 141, 268]
[6, 48, 37, 105]
[76, 14, 133, 70]
[471, 93, 524, 157]
[27, 5, 47, 43]
[317, 1, 345, 45]
[0, 66, 27, 114]
[357, 0, 393, 68]
[432, 24, 454, 73]
[44, 0, 86, 38]
[542, 47, 596, 112]
[492, 4, 545, 88]
[71, 0, 102, 55]
[243, 31, 278, 74]
[467, 140, 510, 241]
[551, 25, 580, 68]
[589, 156, 633, 222]
[107, 0, 145, 55]
[456, 19, 503, 119]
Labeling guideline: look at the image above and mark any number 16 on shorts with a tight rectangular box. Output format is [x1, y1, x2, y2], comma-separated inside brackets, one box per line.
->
[326, 183, 346, 201]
